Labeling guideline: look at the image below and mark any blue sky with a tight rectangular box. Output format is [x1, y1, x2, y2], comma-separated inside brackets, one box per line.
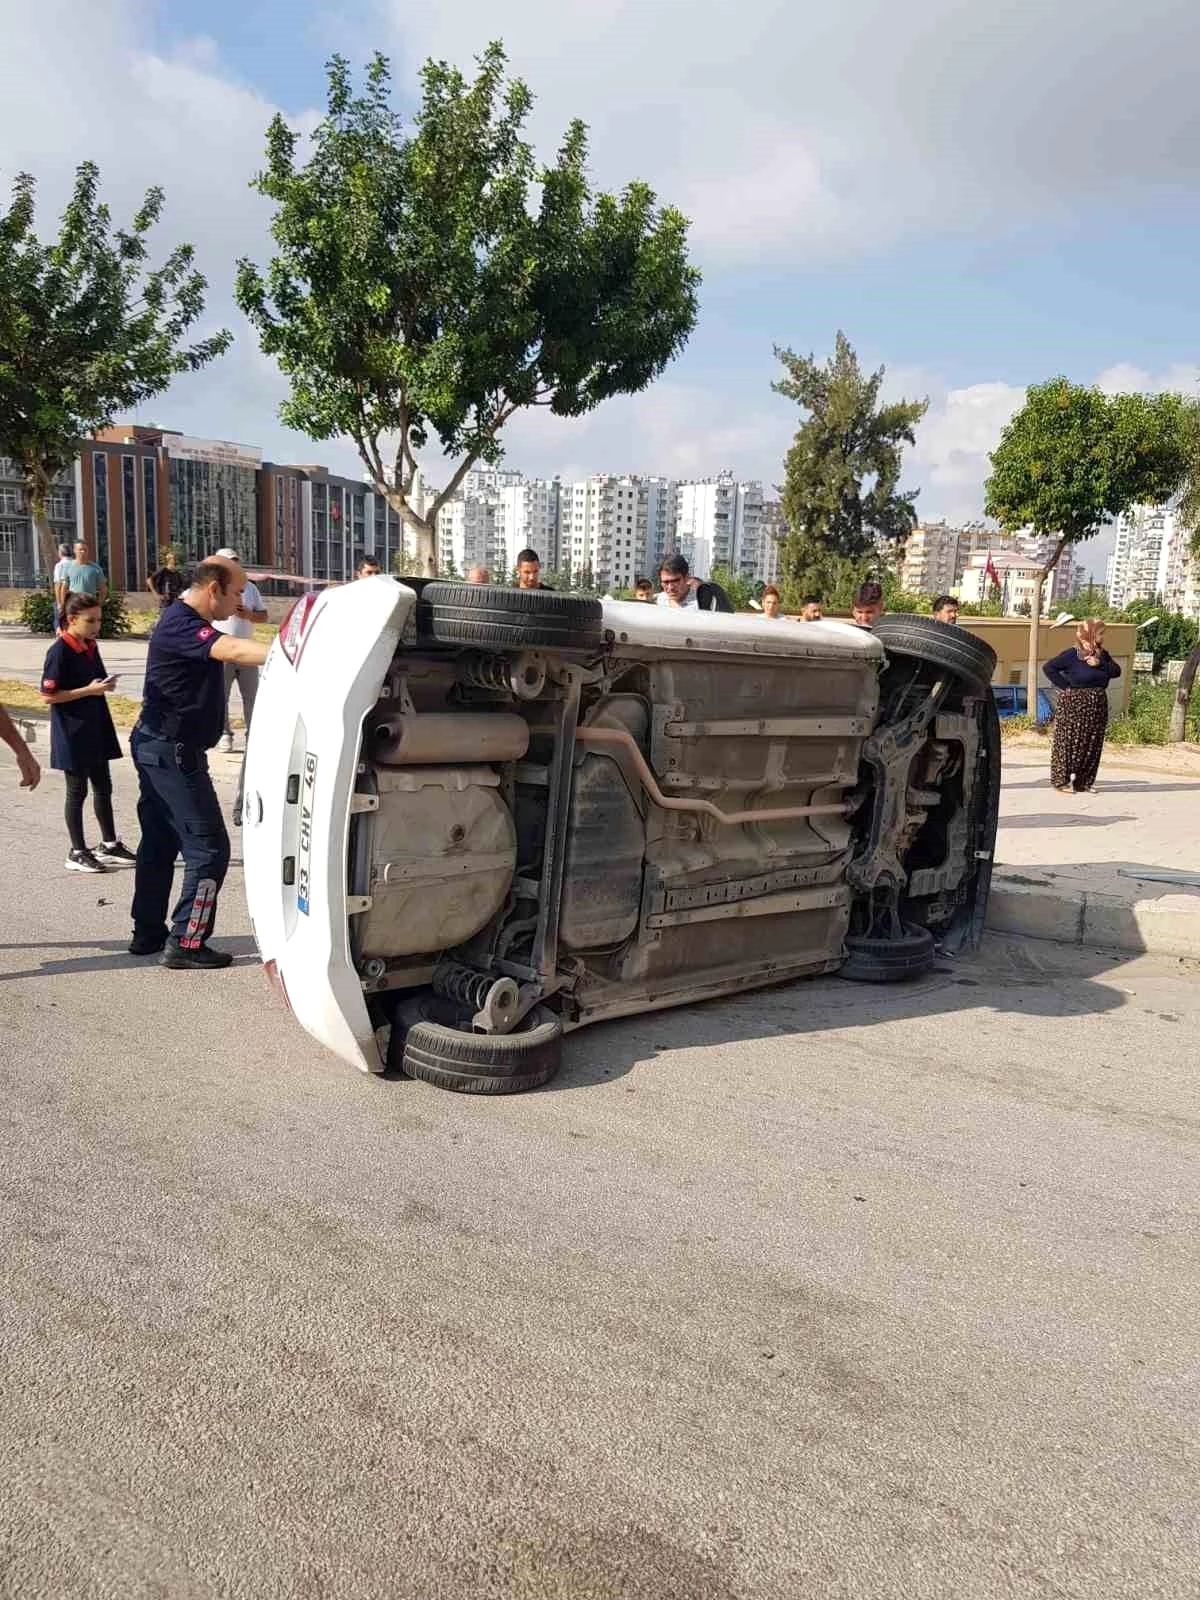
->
[9, 0, 1200, 579]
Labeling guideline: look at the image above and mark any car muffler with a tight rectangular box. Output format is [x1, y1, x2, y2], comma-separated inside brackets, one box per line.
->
[371, 712, 530, 766]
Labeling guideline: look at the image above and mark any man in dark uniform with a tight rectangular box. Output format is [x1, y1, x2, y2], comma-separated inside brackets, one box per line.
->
[129, 554, 269, 968]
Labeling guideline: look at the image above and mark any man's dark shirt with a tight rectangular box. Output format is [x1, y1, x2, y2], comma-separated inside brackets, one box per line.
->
[141, 599, 225, 747]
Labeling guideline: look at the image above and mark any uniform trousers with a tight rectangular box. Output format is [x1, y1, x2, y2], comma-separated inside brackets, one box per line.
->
[130, 728, 230, 947]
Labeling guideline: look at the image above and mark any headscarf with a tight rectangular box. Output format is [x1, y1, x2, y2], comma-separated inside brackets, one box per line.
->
[1075, 618, 1105, 660]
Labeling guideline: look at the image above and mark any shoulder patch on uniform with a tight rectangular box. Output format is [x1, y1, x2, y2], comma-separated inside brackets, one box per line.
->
[197, 626, 214, 640]
[42, 678, 57, 690]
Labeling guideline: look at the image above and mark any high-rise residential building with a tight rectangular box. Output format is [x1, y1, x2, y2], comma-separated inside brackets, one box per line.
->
[899, 521, 964, 596]
[559, 474, 646, 590]
[498, 477, 563, 574]
[643, 477, 678, 576]
[1105, 502, 1180, 610]
[0, 454, 79, 584]
[437, 490, 506, 576]
[673, 472, 764, 580]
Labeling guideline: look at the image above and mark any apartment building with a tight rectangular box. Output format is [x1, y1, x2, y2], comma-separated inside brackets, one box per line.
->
[0, 455, 79, 584]
[498, 477, 563, 573]
[899, 521, 964, 596]
[643, 477, 677, 575]
[437, 491, 506, 576]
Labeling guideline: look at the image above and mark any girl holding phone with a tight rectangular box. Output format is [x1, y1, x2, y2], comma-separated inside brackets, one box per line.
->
[40, 593, 136, 873]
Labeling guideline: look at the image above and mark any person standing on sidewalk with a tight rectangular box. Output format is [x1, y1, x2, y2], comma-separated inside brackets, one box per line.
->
[51, 543, 73, 631]
[61, 541, 108, 608]
[213, 548, 267, 756]
[1043, 619, 1122, 794]
[39, 593, 136, 875]
[147, 549, 184, 618]
[128, 554, 268, 969]
[0, 705, 40, 792]
[213, 548, 267, 829]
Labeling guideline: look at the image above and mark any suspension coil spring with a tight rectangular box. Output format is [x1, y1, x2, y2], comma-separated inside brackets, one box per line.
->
[433, 962, 494, 1012]
[456, 653, 511, 693]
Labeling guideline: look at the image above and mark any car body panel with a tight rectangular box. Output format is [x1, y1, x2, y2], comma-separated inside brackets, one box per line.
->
[242, 582, 1000, 1079]
[242, 577, 416, 1074]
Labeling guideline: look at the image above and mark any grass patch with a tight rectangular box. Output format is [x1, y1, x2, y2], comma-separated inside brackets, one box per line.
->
[1, 677, 142, 729]
[1107, 679, 1200, 746]
[999, 714, 1036, 739]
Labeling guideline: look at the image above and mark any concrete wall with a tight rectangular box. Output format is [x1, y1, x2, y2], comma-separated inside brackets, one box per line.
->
[961, 618, 1135, 715]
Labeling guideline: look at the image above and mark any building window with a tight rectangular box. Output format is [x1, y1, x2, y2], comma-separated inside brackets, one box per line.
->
[143, 458, 158, 573]
[122, 455, 138, 590]
[93, 453, 109, 573]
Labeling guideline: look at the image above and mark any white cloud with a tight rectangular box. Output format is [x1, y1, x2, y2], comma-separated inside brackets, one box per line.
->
[0, 0, 359, 481]
[375, 0, 1200, 267]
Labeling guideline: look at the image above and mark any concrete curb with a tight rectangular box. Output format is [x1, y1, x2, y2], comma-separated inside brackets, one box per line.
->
[987, 871, 1200, 960]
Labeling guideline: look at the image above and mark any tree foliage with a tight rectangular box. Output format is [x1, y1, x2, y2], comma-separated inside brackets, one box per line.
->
[985, 380, 1188, 556]
[984, 377, 1190, 720]
[237, 45, 701, 575]
[0, 163, 230, 572]
[772, 332, 928, 594]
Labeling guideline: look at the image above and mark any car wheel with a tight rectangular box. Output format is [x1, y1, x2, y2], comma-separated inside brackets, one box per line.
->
[390, 993, 564, 1093]
[419, 583, 604, 652]
[871, 615, 996, 696]
[838, 924, 936, 983]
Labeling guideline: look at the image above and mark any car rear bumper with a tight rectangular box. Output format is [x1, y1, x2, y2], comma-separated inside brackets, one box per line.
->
[241, 577, 416, 1073]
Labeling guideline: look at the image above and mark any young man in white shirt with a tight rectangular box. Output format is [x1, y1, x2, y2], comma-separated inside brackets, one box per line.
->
[212, 549, 268, 825]
[51, 544, 73, 629]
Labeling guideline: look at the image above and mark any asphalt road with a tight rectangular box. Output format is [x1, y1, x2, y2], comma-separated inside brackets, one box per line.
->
[1, 756, 1197, 1599]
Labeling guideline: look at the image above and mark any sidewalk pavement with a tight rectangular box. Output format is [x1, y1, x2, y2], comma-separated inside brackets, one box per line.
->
[0, 622, 152, 699]
[991, 746, 1200, 959]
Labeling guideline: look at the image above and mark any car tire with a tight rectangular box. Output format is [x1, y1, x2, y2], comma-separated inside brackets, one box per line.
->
[419, 583, 604, 652]
[391, 993, 564, 1093]
[838, 924, 936, 983]
[872, 615, 996, 696]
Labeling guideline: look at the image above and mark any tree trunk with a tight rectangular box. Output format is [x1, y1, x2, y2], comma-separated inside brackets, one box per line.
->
[381, 492, 437, 577]
[1168, 643, 1200, 743]
[1026, 568, 1045, 724]
[1027, 536, 1071, 726]
[30, 490, 57, 579]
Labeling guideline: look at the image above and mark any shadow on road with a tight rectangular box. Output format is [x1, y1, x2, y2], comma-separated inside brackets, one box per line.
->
[547, 936, 1135, 1093]
[1002, 777, 1200, 795]
[998, 813, 1137, 829]
[0, 935, 259, 982]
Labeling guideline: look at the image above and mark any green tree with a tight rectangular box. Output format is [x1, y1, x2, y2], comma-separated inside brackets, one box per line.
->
[1170, 403, 1200, 741]
[1120, 598, 1198, 671]
[772, 332, 928, 594]
[237, 46, 700, 577]
[985, 379, 1189, 722]
[0, 163, 230, 575]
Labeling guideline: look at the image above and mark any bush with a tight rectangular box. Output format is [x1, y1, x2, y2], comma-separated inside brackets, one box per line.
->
[999, 714, 1036, 739]
[19, 586, 55, 633]
[1107, 679, 1200, 745]
[19, 583, 132, 640]
[100, 589, 131, 639]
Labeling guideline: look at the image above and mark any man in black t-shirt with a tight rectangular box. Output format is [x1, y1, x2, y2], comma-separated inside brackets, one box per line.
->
[148, 550, 185, 614]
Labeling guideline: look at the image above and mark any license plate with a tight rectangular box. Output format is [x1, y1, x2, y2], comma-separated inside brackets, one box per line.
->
[296, 752, 317, 914]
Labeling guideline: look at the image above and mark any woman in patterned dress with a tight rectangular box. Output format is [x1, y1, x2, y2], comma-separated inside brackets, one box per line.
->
[1042, 620, 1122, 793]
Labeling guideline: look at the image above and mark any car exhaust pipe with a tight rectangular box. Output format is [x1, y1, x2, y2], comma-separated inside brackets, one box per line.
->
[372, 712, 531, 766]
[575, 725, 849, 826]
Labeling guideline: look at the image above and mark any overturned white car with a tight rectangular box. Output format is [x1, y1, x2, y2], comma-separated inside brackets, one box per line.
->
[242, 580, 999, 1093]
